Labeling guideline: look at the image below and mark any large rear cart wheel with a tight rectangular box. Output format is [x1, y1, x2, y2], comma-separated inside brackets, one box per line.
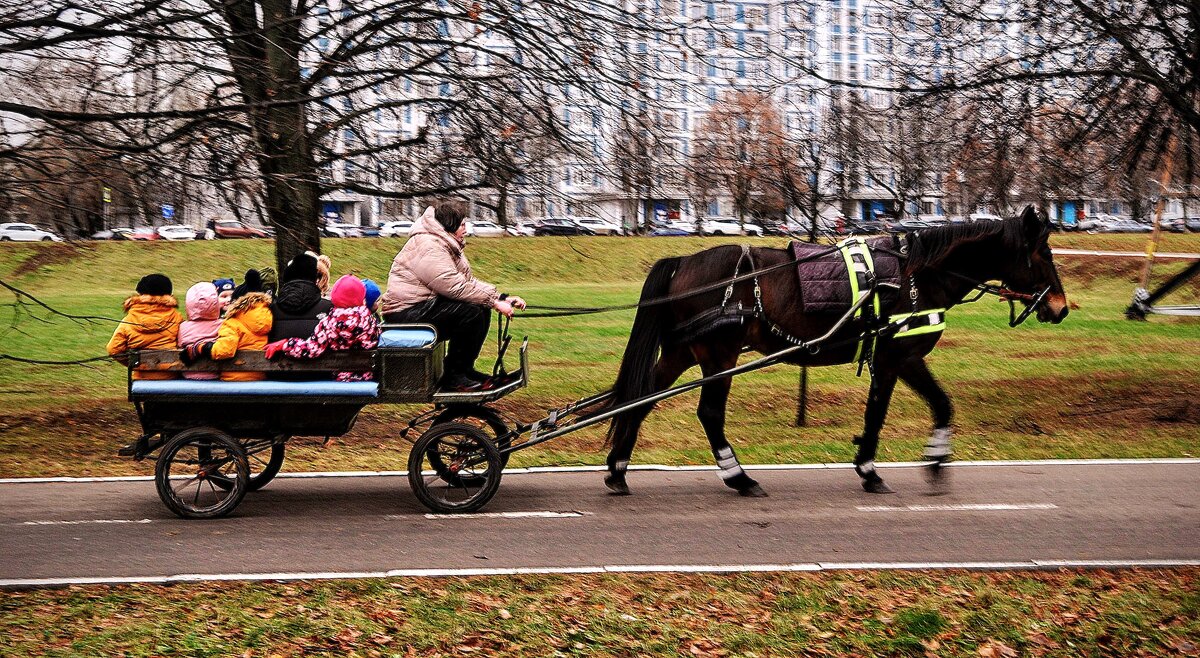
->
[155, 427, 249, 519]
[210, 441, 284, 492]
[408, 422, 502, 514]
[431, 406, 511, 486]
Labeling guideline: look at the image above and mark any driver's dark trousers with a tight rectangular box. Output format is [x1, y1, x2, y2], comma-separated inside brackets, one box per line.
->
[384, 296, 490, 376]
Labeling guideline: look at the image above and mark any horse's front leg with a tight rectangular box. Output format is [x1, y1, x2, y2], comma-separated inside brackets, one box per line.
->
[854, 370, 899, 494]
[898, 357, 954, 482]
[693, 344, 766, 497]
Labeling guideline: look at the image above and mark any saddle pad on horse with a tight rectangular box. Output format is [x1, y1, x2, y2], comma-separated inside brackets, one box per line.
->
[790, 237, 902, 314]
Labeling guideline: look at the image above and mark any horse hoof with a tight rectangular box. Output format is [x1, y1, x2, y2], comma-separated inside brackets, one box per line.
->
[739, 484, 769, 498]
[862, 479, 896, 494]
[605, 475, 631, 496]
[924, 461, 951, 492]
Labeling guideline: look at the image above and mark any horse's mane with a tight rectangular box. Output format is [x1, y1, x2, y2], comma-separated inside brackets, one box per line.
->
[903, 219, 1026, 274]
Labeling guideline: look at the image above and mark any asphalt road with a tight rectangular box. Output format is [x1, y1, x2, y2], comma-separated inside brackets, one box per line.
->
[1, 462, 1197, 585]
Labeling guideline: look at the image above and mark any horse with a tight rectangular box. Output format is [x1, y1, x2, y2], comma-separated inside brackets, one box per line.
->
[603, 206, 1069, 497]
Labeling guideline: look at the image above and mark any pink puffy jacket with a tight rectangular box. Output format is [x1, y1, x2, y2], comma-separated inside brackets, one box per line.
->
[380, 207, 499, 316]
[178, 282, 223, 380]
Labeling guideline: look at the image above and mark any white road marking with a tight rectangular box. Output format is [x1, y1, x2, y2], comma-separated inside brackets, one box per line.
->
[3, 559, 1198, 588]
[1053, 248, 1200, 260]
[16, 518, 154, 526]
[857, 503, 1059, 513]
[413, 511, 591, 520]
[1, 458, 1196, 484]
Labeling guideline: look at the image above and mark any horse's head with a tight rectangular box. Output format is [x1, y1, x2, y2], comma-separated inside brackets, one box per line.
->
[1002, 206, 1069, 324]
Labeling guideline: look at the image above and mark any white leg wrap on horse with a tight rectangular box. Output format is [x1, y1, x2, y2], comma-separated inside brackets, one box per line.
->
[924, 427, 952, 459]
[856, 460, 877, 477]
[614, 460, 629, 473]
[716, 447, 745, 481]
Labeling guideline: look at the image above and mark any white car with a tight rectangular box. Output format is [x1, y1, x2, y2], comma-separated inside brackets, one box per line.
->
[506, 220, 537, 237]
[324, 223, 362, 238]
[379, 220, 414, 238]
[968, 212, 1004, 222]
[0, 222, 62, 242]
[466, 220, 505, 237]
[571, 216, 624, 235]
[156, 224, 197, 241]
[700, 217, 764, 236]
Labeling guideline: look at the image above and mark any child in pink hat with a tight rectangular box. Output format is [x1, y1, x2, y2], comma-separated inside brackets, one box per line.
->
[265, 274, 380, 381]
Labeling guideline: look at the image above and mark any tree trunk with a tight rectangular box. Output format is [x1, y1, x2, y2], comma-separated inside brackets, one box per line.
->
[496, 184, 509, 232]
[220, 0, 321, 273]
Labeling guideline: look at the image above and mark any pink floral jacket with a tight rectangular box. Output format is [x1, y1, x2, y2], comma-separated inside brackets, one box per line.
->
[281, 306, 380, 381]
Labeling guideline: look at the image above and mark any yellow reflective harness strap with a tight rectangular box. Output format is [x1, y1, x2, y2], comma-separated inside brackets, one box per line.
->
[837, 237, 881, 362]
[887, 308, 947, 338]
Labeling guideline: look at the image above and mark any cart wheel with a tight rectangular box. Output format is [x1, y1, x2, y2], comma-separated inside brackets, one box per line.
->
[210, 441, 284, 492]
[155, 427, 249, 519]
[408, 422, 502, 514]
[431, 407, 511, 485]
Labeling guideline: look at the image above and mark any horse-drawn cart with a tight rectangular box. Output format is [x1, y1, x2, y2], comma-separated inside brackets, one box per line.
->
[126, 325, 528, 518]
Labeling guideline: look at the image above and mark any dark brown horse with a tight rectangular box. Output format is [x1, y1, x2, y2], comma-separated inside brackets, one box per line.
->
[604, 207, 1069, 496]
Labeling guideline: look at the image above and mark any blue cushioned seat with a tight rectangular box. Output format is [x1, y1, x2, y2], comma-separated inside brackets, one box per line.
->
[379, 327, 437, 348]
[132, 380, 379, 396]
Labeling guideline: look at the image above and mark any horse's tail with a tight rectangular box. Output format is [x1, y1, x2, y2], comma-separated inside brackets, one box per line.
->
[605, 256, 680, 446]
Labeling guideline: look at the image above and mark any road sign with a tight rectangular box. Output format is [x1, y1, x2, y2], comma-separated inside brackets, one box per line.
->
[161, 204, 175, 220]
[102, 187, 112, 203]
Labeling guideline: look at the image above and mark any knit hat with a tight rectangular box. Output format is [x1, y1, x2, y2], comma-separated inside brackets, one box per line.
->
[282, 253, 319, 283]
[362, 279, 382, 311]
[136, 273, 172, 296]
[330, 274, 366, 309]
[259, 266, 278, 297]
[231, 268, 263, 301]
[212, 278, 235, 294]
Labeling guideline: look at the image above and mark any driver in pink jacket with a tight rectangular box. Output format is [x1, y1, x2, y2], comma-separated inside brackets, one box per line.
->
[380, 202, 525, 390]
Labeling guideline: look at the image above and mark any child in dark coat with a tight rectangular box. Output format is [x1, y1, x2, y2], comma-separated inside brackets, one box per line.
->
[265, 275, 380, 381]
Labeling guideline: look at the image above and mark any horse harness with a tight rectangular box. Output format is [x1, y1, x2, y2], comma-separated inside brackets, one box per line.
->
[670, 236, 947, 378]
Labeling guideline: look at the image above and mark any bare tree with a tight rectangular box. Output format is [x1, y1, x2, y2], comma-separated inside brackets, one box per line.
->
[0, 0, 664, 269]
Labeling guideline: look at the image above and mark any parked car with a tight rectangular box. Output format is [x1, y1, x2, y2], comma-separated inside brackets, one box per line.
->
[0, 223, 62, 242]
[466, 220, 506, 237]
[128, 227, 160, 241]
[699, 217, 764, 236]
[1102, 218, 1153, 233]
[506, 220, 537, 237]
[359, 225, 381, 238]
[533, 217, 594, 236]
[572, 217, 624, 235]
[892, 217, 932, 232]
[323, 223, 363, 238]
[664, 221, 698, 235]
[379, 220, 414, 238]
[156, 225, 197, 241]
[212, 219, 270, 239]
[846, 218, 892, 234]
[968, 212, 1004, 223]
[648, 225, 692, 237]
[1186, 217, 1200, 232]
[1160, 218, 1189, 233]
[91, 227, 133, 240]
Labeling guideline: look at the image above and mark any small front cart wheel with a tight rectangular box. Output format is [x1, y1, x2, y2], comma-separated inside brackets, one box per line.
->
[210, 441, 284, 492]
[155, 427, 249, 519]
[431, 406, 511, 486]
[408, 422, 502, 514]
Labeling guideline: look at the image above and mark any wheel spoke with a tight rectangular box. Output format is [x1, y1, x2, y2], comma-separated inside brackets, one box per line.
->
[172, 476, 200, 496]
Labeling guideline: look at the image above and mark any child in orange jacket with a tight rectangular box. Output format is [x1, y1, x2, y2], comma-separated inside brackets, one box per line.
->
[181, 270, 272, 381]
[106, 274, 182, 380]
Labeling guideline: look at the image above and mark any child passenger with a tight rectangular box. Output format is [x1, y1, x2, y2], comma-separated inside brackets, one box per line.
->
[106, 274, 182, 380]
[177, 282, 222, 380]
[265, 274, 380, 381]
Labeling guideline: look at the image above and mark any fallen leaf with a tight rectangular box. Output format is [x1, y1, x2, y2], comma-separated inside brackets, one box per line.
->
[499, 609, 512, 620]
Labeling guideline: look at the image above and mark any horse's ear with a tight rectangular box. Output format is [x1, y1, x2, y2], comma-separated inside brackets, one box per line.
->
[1021, 205, 1046, 241]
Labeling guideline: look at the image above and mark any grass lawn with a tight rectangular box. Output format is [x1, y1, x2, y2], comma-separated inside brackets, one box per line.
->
[1, 569, 1197, 656]
[0, 233, 1197, 478]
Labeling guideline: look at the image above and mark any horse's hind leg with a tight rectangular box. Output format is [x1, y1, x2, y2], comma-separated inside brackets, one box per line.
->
[693, 342, 766, 497]
[898, 357, 954, 482]
[605, 345, 695, 495]
[854, 370, 898, 494]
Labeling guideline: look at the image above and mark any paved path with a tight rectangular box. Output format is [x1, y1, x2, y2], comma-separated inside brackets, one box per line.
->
[1, 461, 1197, 586]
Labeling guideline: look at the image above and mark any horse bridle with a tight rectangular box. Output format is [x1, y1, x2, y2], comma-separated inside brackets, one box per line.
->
[960, 282, 1053, 327]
